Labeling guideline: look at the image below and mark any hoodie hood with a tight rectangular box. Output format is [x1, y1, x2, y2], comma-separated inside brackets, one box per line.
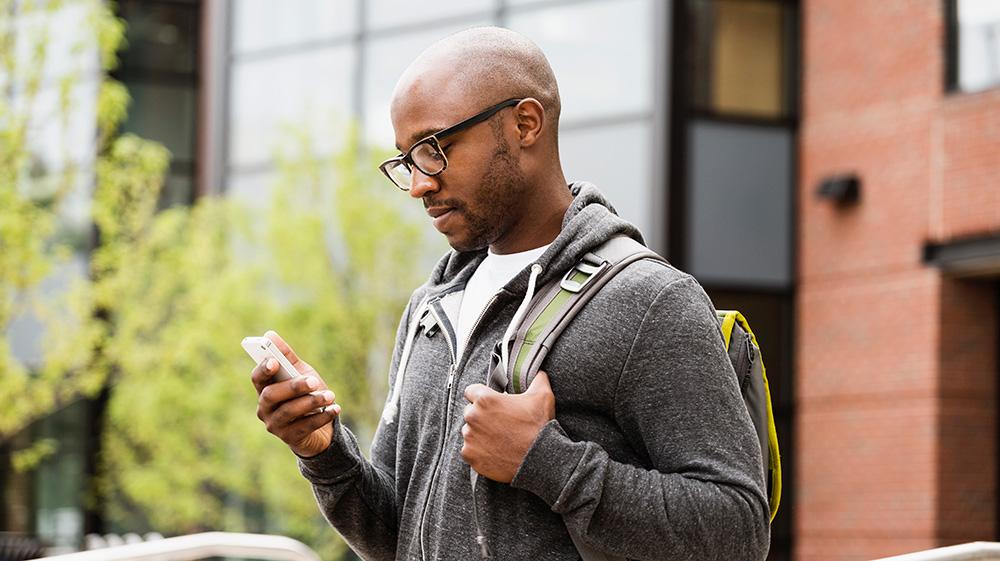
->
[422, 181, 644, 300]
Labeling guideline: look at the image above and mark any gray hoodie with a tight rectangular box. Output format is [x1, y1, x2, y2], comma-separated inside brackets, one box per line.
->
[298, 183, 771, 561]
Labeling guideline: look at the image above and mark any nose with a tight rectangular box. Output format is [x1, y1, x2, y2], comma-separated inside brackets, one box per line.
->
[408, 168, 439, 199]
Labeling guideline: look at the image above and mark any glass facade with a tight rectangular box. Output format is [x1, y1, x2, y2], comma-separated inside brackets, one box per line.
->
[221, 0, 660, 244]
[116, 0, 201, 208]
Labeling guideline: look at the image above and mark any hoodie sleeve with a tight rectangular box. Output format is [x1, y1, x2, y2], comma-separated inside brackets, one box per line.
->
[296, 297, 416, 561]
[510, 276, 771, 561]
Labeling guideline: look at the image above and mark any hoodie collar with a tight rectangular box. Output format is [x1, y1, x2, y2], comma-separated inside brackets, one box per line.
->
[422, 181, 644, 301]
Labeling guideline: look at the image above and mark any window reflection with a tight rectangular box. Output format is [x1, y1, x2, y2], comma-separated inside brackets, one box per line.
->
[362, 23, 490, 149]
[559, 121, 652, 236]
[229, 47, 354, 167]
[507, 0, 653, 123]
[120, 84, 196, 163]
[118, 0, 198, 74]
[687, 120, 792, 287]
[366, 0, 495, 31]
[956, 0, 1000, 92]
[686, 0, 790, 118]
[233, 0, 356, 54]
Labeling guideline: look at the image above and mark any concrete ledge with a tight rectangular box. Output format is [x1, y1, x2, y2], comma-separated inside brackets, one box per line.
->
[873, 542, 1000, 561]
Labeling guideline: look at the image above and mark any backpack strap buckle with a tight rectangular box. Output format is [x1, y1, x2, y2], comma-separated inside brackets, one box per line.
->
[559, 253, 607, 293]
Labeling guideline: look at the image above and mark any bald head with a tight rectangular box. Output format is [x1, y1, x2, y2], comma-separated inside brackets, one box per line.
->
[390, 26, 561, 148]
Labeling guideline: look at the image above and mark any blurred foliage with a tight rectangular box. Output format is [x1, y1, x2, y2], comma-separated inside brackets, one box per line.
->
[92, 132, 433, 559]
[0, 0, 142, 438]
[0, 0, 439, 558]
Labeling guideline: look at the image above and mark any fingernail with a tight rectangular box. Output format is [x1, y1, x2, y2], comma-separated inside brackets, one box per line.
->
[305, 377, 319, 390]
[331, 404, 341, 415]
[322, 390, 335, 403]
[267, 359, 276, 371]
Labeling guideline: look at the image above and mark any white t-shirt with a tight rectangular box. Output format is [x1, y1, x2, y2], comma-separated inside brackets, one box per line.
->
[455, 244, 550, 359]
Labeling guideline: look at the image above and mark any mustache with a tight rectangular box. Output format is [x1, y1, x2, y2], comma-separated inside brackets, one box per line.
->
[423, 198, 464, 212]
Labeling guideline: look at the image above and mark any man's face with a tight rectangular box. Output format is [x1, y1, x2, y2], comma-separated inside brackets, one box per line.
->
[391, 95, 528, 252]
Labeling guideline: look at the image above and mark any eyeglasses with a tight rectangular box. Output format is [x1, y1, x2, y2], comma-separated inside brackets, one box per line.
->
[379, 98, 524, 191]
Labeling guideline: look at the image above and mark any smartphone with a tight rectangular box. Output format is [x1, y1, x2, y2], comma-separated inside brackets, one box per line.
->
[242, 335, 301, 382]
[243, 335, 327, 415]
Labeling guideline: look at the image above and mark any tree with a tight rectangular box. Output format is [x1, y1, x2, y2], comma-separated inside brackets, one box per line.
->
[1, 1, 440, 557]
[0, 0, 160, 440]
[93, 130, 437, 558]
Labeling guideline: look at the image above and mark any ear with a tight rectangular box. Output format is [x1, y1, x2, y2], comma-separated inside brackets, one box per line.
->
[513, 98, 545, 148]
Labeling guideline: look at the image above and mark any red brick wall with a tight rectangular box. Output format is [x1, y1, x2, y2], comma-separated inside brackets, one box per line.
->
[798, 1, 1000, 559]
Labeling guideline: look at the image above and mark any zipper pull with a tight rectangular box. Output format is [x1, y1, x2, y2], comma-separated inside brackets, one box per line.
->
[446, 365, 456, 389]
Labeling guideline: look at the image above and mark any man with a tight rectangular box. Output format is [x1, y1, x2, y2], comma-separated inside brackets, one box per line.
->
[251, 27, 770, 561]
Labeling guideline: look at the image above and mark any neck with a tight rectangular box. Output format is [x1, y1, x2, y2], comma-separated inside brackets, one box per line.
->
[489, 169, 572, 255]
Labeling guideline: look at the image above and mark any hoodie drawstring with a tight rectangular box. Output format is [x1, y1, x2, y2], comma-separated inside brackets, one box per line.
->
[382, 297, 430, 425]
[472, 262, 544, 559]
[499, 263, 543, 379]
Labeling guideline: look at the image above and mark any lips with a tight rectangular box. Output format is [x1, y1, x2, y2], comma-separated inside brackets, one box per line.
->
[425, 206, 453, 219]
[425, 206, 457, 231]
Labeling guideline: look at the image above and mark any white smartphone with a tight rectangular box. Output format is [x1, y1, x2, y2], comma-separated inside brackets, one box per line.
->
[243, 335, 327, 415]
[241, 335, 301, 382]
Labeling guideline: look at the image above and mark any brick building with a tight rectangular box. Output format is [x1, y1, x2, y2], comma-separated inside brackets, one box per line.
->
[797, 1, 1000, 559]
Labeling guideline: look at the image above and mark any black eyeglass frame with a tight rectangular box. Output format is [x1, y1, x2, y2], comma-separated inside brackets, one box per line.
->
[379, 97, 525, 191]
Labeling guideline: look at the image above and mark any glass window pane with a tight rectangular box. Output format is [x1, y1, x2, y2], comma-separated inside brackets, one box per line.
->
[362, 23, 491, 149]
[366, 0, 495, 31]
[118, 0, 198, 74]
[233, 0, 356, 54]
[687, 0, 789, 118]
[507, 0, 654, 123]
[34, 400, 89, 550]
[957, 0, 1000, 92]
[25, 81, 99, 175]
[121, 83, 196, 163]
[687, 120, 792, 288]
[229, 46, 355, 167]
[559, 121, 653, 239]
[10, 1, 100, 87]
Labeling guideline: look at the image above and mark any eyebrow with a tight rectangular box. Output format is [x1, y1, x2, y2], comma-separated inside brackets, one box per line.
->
[395, 126, 446, 152]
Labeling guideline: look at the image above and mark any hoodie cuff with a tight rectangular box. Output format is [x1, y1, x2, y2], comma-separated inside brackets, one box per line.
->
[510, 419, 588, 506]
[296, 418, 362, 484]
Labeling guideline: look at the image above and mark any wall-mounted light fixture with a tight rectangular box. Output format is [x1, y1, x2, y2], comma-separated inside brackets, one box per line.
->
[816, 173, 861, 205]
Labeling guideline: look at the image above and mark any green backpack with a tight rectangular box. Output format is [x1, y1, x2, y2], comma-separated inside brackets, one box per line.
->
[502, 236, 781, 561]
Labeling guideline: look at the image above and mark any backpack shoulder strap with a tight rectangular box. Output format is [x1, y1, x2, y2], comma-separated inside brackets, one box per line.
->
[506, 236, 665, 393]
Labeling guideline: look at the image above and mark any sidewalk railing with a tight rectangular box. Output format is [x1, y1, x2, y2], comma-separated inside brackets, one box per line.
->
[873, 542, 1000, 561]
[29, 532, 321, 561]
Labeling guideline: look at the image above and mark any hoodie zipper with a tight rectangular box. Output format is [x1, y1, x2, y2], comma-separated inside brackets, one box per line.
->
[417, 294, 499, 561]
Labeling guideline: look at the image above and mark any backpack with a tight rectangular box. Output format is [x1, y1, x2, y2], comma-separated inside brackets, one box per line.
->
[503, 236, 781, 561]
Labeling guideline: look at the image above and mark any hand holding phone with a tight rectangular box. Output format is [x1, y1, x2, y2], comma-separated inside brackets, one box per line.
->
[242, 335, 302, 382]
[245, 331, 339, 457]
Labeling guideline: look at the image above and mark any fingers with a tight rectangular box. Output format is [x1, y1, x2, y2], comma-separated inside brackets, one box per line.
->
[262, 389, 336, 430]
[278, 406, 340, 446]
[464, 383, 496, 404]
[250, 358, 279, 394]
[265, 330, 301, 364]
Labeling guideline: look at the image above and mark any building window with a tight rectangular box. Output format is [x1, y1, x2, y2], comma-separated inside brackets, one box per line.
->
[115, 0, 201, 207]
[684, 0, 795, 119]
[949, 0, 1000, 92]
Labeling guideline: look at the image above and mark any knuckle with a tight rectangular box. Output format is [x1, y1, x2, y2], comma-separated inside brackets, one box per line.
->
[271, 407, 289, 426]
[259, 385, 274, 404]
[461, 423, 471, 438]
